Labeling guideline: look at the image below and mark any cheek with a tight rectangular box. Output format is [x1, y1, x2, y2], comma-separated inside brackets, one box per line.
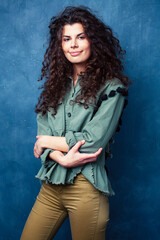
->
[84, 41, 91, 52]
[62, 47, 71, 61]
[61, 45, 68, 60]
[85, 44, 91, 57]
[62, 44, 66, 54]
[62, 41, 70, 53]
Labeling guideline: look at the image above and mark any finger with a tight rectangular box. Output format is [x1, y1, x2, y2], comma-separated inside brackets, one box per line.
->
[34, 144, 38, 154]
[36, 147, 42, 156]
[94, 148, 103, 156]
[34, 149, 40, 158]
[71, 140, 85, 152]
[36, 135, 43, 139]
[34, 150, 39, 158]
[34, 145, 40, 158]
[81, 148, 102, 159]
[34, 154, 40, 159]
[90, 148, 102, 157]
[34, 142, 41, 155]
[83, 157, 97, 164]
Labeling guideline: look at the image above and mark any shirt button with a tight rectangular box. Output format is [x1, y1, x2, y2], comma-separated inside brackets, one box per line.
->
[67, 112, 71, 117]
[69, 100, 74, 106]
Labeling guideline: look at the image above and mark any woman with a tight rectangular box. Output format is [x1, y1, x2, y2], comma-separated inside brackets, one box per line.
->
[21, 6, 129, 240]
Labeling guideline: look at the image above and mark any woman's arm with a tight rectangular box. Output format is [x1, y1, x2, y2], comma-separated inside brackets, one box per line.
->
[34, 138, 102, 167]
[34, 83, 126, 157]
[34, 135, 69, 159]
[48, 140, 102, 168]
[36, 112, 56, 164]
[65, 84, 126, 153]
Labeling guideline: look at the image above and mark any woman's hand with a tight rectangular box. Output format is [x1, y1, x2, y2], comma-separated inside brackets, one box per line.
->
[33, 135, 48, 158]
[59, 140, 102, 168]
[34, 135, 70, 158]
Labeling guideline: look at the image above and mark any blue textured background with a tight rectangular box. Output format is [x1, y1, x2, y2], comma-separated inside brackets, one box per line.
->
[0, 0, 160, 239]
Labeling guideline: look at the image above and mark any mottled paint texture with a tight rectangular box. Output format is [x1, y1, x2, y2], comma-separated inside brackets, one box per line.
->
[0, 0, 160, 239]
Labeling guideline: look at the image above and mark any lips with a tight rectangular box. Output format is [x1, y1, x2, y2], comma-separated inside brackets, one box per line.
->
[70, 51, 82, 56]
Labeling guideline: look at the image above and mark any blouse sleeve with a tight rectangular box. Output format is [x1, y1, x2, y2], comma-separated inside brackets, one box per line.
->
[37, 112, 55, 164]
[65, 83, 126, 153]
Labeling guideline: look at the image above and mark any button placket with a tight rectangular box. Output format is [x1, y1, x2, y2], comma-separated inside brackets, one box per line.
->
[65, 78, 77, 130]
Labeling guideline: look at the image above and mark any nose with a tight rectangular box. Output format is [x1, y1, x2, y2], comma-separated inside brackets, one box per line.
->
[71, 38, 78, 48]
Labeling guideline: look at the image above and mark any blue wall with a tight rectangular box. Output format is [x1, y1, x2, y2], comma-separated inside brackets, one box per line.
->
[0, 0, 160, 239]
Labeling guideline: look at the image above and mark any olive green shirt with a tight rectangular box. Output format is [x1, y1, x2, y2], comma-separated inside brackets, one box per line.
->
[35, 77, 126, 196]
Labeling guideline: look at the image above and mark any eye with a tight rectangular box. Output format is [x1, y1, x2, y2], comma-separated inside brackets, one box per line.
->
[63, 38, 70, 42]
[78, 35, 85, 40]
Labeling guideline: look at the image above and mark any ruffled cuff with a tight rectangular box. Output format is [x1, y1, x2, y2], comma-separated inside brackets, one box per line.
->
[65, 131, 78, 150]
[40, 148, 55, 164]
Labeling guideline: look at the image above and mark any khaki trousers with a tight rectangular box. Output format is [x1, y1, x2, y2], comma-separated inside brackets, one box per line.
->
[21, 173, 109, 240]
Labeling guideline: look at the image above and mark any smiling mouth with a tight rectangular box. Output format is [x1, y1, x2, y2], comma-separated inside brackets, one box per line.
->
[70, 51, 82, 56]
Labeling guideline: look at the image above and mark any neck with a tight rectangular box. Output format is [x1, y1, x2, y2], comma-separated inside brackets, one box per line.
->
[73, 63, 86, 82]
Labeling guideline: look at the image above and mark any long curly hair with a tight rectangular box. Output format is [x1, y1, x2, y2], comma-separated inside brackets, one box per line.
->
[35, 6, 130, 116]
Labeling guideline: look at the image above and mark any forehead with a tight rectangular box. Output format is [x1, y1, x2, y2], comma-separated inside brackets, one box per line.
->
[62, 23, 84, 35]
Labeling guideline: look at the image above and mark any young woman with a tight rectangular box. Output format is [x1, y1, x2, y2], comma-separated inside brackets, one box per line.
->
[21, 6, 129, 240]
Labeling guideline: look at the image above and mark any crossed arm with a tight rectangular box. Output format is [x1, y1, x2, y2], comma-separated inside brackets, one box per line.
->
[34, 84, 125, 168]
[34, 135, 102, 168]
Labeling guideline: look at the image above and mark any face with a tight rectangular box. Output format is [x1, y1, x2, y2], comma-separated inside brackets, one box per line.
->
[62, 23, 91, 66]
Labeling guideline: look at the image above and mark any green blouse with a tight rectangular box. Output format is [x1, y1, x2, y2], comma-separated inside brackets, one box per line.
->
[35, 77, 127, 196]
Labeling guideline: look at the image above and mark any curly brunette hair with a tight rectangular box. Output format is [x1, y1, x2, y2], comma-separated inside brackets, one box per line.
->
[35, 6, 130, 116]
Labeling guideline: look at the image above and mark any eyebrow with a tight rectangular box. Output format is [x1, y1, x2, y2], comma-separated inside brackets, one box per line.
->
[63, 32, 85, 37]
